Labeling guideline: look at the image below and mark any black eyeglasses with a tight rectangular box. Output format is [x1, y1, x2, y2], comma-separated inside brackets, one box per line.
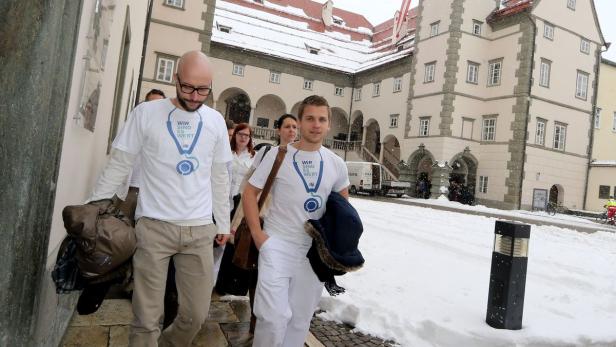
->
[176, 76, 212, 96]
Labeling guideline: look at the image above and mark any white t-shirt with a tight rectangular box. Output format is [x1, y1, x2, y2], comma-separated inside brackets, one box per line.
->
[248, 144, 350, 247]
[230, 149, 254, 198]
[113, 98, 232, 221]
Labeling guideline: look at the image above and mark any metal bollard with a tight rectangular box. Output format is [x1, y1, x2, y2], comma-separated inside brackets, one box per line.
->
[486, 220, 531, 330]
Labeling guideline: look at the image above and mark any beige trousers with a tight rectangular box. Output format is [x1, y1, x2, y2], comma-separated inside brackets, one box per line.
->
[129, 217, 217, 347]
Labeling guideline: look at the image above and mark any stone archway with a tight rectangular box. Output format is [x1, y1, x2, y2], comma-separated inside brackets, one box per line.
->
[382, 134, 401, 177]
[254, 94, 286, 129]
[290, 101, 302, 118]
[407, 144, 435, 198]
[549, 184, 564, 205]
[364, 118, 380, 157]
[216, 87, 251, 124]
[449, 148, 479, 203]
[350, 111, 363, 142]
[329, 107, 349, 141]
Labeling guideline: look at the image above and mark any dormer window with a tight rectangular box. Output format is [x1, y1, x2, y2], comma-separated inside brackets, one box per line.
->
[332, 16, 344, 25]
[306, 44, 320, 55]
[217, 22, 232, 33]
[253, 0, 264, 4]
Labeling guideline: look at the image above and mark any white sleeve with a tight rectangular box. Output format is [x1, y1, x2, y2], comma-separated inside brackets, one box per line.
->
[89, 149, 137, 202]
[129, 156, 142, 188]
[248, 148, 277, 190]
[212, 162, 231, 234]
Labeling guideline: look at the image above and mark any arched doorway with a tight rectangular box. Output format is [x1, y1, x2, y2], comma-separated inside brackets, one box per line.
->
[364, 119, 380, 157]
[407, 145, 435, 198]
[216, 88, 251, 124]
[549, 184, 564, 204]
[449, 149, 479, 204]
[290, 101, 302, 118]
[254, 94, 286, 129]
[350, 111, 363, 142]
[329, 107, 349, 142]
[382, 135, 401, 177]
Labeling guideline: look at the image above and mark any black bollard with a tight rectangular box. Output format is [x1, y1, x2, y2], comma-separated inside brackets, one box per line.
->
[486, 221, 530, 330]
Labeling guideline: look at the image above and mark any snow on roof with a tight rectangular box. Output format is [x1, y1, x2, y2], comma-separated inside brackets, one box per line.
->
[590, 160, 616, 166]
[212, 0, 413, 73]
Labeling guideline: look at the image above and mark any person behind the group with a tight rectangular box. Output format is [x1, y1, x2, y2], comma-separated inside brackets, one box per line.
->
[230, 123, 256, 202]
[145, 88, 166, 102]
[604, 196, 616, 224]
[243, 96, 350, 347]
[89, 50, 232, 346]
[226, 119, 236, 142]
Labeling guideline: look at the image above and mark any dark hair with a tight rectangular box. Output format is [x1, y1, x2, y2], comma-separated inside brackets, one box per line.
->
[297, 95, 331, 120]
[230, 123, 255, 157]
[274, 114, 297, 129]
[145, 89, 165, 101]
[274, 113, 297, 145]
[225, 119, 235, 130]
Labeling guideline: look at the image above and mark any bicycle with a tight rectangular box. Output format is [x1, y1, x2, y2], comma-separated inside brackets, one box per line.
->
[596, 210, 608, 224]
[546, 201, 568, 216]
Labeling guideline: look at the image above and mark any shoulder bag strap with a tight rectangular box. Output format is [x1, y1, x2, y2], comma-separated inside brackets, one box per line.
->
[257, 145, 287, 210]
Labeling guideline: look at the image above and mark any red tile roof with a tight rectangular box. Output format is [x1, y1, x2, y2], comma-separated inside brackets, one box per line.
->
[487, 0, 532, 23]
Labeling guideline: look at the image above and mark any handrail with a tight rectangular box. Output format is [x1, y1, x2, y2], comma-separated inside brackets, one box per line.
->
[361, 146, 398, 181]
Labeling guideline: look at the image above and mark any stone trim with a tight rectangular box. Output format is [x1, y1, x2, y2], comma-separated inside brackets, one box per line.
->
[142, 77, 175, 86]
[504, 16, 534, 208]
[404, 0, 424, 138]
[526, 143, 588, 158]
[209, 42, 353, 86]
[413, 91, 518, 102]
[531, 95, 592, 114]
[200, 0, 216, 54]
[150, 17, 207, 34]
[532, 14, 603, 46]
[438, 0, 465, 137]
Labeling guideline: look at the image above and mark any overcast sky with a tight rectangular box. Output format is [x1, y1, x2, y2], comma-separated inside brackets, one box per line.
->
[317, 0, 616, 60]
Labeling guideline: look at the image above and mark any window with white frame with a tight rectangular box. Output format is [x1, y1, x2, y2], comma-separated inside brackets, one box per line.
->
[156, 56, 176, 83]
[539, 59, 551, 87]
[567, 0, 576, 10]
[165, 0, 184, 8]
[482, 117, 496, 141]
[232, 63, 245, 76]
[544, 22, 554, 40]
[217, 23, 232, 33]
[580, 38, 590, 54]
[393, 76, 403, 93]
[472, 20, 482, 36]
[535, 118, 546, 145]
[334, 86, 344, 96]
[424, 62, 436, 83]
[354, 87, 362, 101]
[479, 176, 488, 194]
[303, 79, 313, 90]
[419, 117, 430, 137]
[373, 82, 381, 97]
[488, 59, 502, 86]
[390, 114, 399, 128]
[306, 44, 320, 55]
[595, 108, 601, 129]
[467, 62, 479, 84]
[576, 70, 589, 100]
[612, 112, 616, 132]
[430, 21, 440, 37]
[269, 71, 280, 84]
[553, 123, 567, 150]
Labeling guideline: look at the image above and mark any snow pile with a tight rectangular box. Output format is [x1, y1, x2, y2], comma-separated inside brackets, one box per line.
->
[319, 198, 616, 347]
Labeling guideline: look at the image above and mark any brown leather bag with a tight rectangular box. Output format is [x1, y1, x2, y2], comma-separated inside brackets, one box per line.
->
[232, 145, 287, 270]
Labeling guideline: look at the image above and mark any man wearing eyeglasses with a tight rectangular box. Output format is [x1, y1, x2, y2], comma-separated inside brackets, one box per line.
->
[89, 50, 232, 346]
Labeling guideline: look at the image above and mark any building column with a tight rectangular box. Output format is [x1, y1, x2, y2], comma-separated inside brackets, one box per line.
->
[248, 108, 256, 126]
[0, 1, 83, 345]
[361, 126, 368, 147]
[379, 141, 385, 163]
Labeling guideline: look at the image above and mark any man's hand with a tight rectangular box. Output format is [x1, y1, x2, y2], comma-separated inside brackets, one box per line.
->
[215, 234, 230, 246]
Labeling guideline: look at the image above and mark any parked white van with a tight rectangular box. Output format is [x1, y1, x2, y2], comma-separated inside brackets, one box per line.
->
[346, 161, 382, 195]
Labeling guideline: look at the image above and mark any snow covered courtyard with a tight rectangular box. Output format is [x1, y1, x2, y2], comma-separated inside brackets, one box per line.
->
[318, 198, 616, 347]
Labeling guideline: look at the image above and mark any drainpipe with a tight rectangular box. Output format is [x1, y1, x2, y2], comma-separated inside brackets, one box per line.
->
[345, 75, 355, 161]
[582, 46, 608, 209]
[135, 0, 154, 105]
[518, 12, 536, 210]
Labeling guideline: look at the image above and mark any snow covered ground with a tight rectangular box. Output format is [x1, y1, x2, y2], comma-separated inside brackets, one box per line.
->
[319, 198, 616, 347]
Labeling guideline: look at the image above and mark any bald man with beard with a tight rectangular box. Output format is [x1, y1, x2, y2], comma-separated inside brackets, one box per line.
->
[89, 51, 232, 346]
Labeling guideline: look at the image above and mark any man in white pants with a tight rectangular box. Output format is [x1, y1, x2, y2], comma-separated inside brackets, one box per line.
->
[89, 51, 232, 346]
[243, 95, 350, 347]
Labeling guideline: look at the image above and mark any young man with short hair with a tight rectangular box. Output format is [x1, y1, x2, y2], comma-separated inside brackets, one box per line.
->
[243, 95, 350, 347]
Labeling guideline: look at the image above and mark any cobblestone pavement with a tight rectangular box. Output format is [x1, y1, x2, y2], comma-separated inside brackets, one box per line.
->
[61, 293, 394, 346]
[310, 316, 396, 347]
